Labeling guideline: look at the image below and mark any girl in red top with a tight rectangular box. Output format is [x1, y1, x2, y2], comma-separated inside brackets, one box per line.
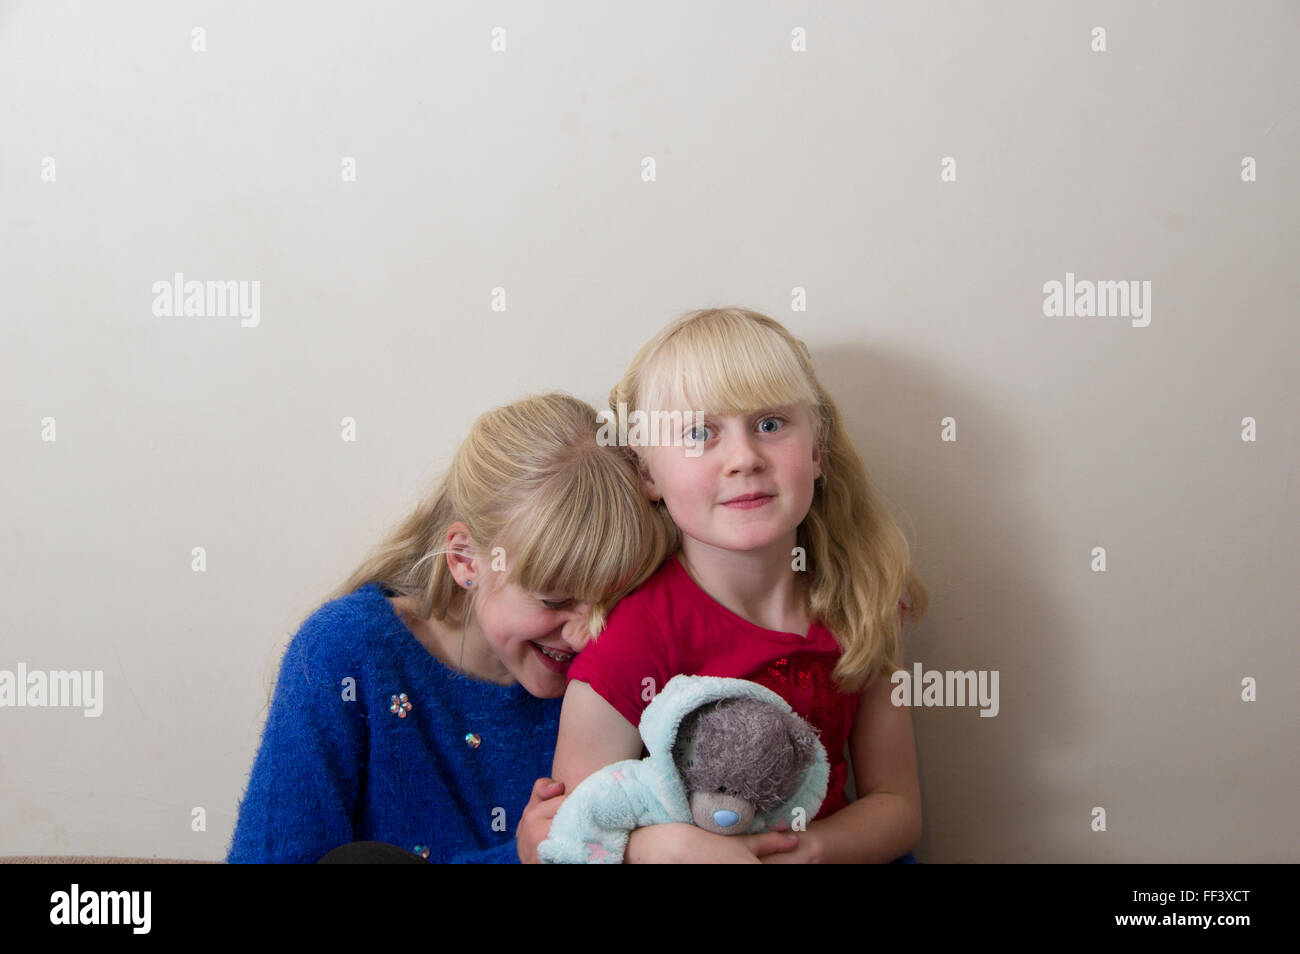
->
[534, 306, 930, 863]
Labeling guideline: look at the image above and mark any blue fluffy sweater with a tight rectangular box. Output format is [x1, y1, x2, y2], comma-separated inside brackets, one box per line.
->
[227, 582, 561, 864]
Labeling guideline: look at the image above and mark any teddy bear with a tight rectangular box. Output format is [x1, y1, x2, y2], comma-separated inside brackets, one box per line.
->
[537, 674, 828, 864]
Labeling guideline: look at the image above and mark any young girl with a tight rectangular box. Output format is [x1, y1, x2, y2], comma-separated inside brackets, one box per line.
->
[226, 392, 677, 864]
[540, 307, 929, 863]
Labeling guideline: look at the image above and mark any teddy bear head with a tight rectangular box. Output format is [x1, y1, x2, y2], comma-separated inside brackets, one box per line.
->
[670, 696, 821, 835]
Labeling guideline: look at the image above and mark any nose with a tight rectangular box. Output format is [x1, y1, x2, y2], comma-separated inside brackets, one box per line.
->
[722, 427, 765, 476]
[559, 603, 593, 652]
[712, 809, 741, 828]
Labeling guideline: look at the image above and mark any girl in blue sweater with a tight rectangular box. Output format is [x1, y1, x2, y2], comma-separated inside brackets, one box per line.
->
[226, 392, 676, 864]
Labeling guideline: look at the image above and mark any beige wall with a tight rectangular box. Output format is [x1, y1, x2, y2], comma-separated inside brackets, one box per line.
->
[1, 1, 1295, 862]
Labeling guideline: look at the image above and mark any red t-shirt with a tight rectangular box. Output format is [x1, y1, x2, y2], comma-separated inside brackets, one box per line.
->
[567, 553, 905, 820]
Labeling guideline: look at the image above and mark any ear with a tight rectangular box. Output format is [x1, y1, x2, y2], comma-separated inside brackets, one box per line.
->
[786, 712, 820, 770]
[811, 441, 822, 482]
[636, 453, 662, 503]
[443, 523, 481, 586]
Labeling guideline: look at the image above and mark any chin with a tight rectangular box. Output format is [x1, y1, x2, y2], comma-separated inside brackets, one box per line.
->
[718, 531, 786, 552]
[522, 668, 567, 699]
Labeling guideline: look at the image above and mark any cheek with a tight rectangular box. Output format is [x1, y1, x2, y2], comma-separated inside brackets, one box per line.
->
[668, 474, 710, 515]
[786, 446, 819, 479]
[503, 608, 553, 648]
[482, 606, 530, 656]
[652, 462, 687, 500]
[682, 465, 715, 498]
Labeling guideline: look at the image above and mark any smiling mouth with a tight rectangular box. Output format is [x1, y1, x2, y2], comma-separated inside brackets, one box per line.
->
[534, 643, 575, 662]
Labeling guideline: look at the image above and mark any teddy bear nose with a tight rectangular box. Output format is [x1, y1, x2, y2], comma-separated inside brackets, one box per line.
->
[712, 809, 741, 828]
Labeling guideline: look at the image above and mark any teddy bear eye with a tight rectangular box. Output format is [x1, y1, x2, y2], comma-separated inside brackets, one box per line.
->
[717, 786, 728, 794]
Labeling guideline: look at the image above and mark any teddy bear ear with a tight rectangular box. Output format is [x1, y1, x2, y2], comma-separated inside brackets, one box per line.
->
[786, 713, 820, 768]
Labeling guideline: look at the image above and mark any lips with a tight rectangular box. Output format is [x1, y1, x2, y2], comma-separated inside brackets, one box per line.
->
[722, 493, 774, 504]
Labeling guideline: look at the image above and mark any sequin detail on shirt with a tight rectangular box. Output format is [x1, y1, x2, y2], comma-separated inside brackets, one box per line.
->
[747, 653, 858, 818]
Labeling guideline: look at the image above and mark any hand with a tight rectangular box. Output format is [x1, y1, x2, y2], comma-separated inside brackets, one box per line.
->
[516, 777, 566, 864]
[759, 828, 824, 863]
[626, 823, 801, 863]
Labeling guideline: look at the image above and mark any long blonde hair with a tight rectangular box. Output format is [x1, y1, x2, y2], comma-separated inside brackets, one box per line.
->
[328, 391, 673, 638]
[611, 307, 928, 692]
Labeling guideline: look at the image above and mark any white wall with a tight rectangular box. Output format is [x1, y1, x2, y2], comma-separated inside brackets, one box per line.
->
[1, 0, 1295, 862]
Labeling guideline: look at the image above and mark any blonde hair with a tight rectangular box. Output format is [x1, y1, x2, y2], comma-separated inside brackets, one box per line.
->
[610, 307, 929, 692]
[328, 391, 673, 638]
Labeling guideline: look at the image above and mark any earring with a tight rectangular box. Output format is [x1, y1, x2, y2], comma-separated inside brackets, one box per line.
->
[465, 580, 472, 587]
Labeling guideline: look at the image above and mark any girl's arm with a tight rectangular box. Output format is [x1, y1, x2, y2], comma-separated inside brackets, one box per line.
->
[549, 679, 643, 796]
[763, 640, 923, 864]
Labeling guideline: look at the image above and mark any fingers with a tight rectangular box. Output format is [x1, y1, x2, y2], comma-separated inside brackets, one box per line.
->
[749, 832, 799, 857]
[523, 779, 568, 829]
[528, 777, 566, 801]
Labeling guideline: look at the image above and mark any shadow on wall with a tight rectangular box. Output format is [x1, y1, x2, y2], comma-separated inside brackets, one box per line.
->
[813, 341, 1071, 864]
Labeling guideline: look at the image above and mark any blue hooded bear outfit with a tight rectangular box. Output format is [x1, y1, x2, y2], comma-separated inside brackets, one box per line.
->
[538, 675, 830, 864]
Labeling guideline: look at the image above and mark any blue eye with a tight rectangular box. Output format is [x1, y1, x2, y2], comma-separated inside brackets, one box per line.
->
[686, 424, 712, 442]
[758, 416, 785, 433]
